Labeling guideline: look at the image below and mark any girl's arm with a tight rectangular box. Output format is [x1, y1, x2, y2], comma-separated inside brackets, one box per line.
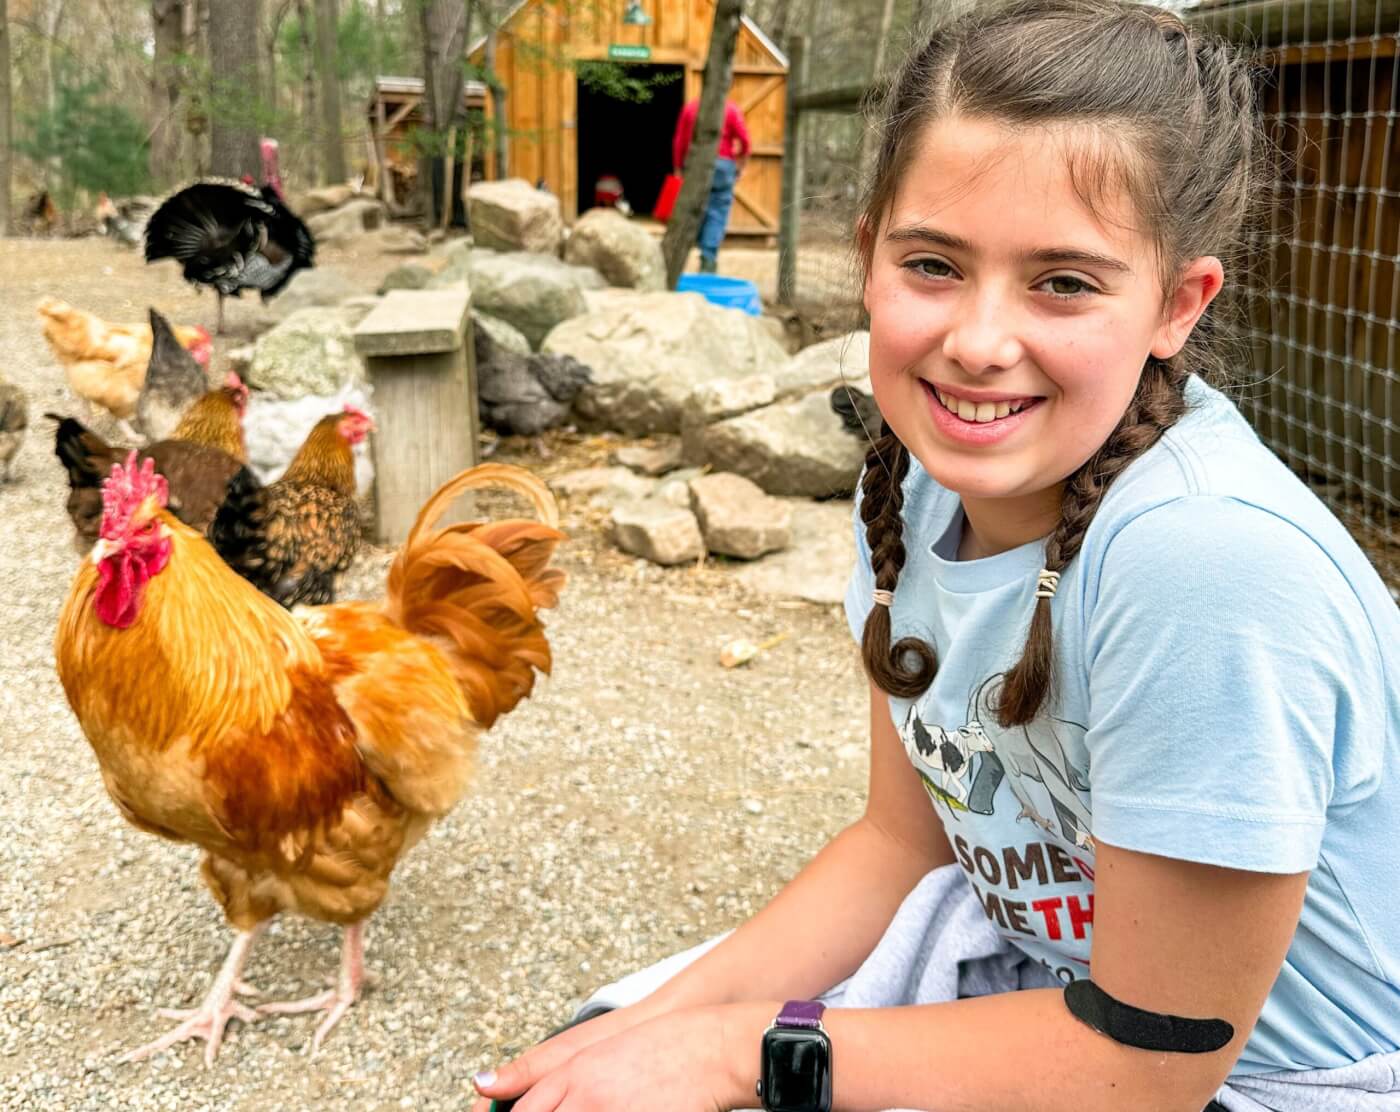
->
[648, 677, 954, 1011]
[715, 842, 1310, 1112]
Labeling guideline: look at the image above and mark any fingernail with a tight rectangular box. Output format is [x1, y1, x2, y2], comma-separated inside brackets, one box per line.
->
[473, 1070, 497, 1090]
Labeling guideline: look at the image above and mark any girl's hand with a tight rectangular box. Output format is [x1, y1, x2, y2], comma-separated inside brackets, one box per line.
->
[471, 1006, 751, 1112]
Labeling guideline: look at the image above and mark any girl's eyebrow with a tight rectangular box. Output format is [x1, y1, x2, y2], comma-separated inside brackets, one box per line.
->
[884, 224, 1133, 274]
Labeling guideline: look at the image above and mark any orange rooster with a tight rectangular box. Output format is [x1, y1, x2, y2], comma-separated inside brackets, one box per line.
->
[36, 298, 213, 435]
[55, 455, 565, 1065]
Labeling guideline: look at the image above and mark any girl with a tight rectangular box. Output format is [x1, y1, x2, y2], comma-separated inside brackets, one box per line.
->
[473, 1, 1400, 1108]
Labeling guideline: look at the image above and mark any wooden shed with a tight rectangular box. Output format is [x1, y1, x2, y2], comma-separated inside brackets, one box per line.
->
[367, 76, 489, 206]
[467, 0, 788, 237]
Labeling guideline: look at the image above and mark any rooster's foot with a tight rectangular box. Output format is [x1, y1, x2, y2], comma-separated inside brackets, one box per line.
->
[120, 928, 263, 1067]
[257, 920, 365, 1055]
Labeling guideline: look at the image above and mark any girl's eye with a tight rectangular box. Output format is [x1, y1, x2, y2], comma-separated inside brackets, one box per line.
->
[903, 257, 958, 280]
[1040, 274, 1098, 299]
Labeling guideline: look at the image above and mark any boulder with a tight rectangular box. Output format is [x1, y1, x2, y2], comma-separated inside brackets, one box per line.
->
[698, 390, 869, 498]
[306, 198, 387, 244]
[772, 332, 872, 398]
[469, 252, 588, 349]
[680, 375, 777, 463]
[564, 208, 666, 290]
[613, 437, 682, 476]
[272, 267, 357, 316]
[362, 225, 430, 255]
[735, 500, 857, 605]
[609, 500, 705, 565]
[468, 178, 564, 255]
[246, 307, 366, 400]
[474, 312, 532, 355]
[549, 465, 649, 501]
[298, 184, 358, 215]
[542, 291, 790, 436]
[688, 472, 792, 559]
[379, 263, 436, 294]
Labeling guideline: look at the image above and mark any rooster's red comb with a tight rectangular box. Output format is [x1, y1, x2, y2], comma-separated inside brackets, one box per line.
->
[101, 452, 169, 533]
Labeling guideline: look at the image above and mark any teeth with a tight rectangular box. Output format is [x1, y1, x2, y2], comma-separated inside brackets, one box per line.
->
[1009, 400, 1024, 413]
[993, 402, 1011, 419]
[935, 388, 1032, 421]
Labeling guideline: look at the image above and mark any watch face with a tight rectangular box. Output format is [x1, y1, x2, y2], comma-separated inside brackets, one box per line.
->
[761, 1029, 833, 1112]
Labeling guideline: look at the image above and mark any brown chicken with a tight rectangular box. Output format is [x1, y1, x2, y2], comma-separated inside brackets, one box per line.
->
[210, 406, 372, 608]
[54, 455, 564, 1064]
[0, 377, 29, 483]
[36, 298, 213, 434]
[50, 376, 248, 552]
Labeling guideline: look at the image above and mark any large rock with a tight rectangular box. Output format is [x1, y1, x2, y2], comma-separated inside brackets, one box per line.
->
[273, 267, 357, 316]
[689, 472, 791, 559]
[298, 184, 358, 215]
[474, 312, 531, 355]
[609, 500, 705, 565]
[306, 198, 387, 244]
[362, 225, 429, 255]
[563, 208, 665, 290]
[469, 252, 588, 349]
[543, 291, 790, 436]
[379, 263, 436, 293]
[773, 332, 872, 398]
[680, 376, 778, 463]
[247, 307, 366, 400]
[468, 179, 564, 255]
[698, 390, 869, 497]
[735, 500, 857, 605]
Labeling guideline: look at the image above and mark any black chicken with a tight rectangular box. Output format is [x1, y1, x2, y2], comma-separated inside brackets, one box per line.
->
[474, 327, 592, 443]
[144, 181, 315, 333]
[830, 384, 883, 438]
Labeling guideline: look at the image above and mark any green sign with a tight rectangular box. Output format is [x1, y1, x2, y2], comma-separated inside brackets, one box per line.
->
[608, 43, 652, 61]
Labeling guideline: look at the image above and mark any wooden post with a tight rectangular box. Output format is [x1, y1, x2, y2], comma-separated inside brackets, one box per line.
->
[778, 35, 808, 306]
[352, 289, 479, 545]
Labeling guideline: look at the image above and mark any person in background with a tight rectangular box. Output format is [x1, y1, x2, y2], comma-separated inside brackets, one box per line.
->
[672, 96, 751, 273]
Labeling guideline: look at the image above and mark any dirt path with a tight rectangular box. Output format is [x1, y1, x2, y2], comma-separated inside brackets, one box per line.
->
[0, 237, 869, 1109]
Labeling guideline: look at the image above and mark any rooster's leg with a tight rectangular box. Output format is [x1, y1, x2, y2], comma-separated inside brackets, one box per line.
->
[120, 926, 264, 1067]
[258, 920, 366, 1055]
[216, 292, 225, 336]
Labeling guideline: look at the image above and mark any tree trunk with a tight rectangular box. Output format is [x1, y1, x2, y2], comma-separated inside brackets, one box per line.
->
[0, 0, 10, 236]
[767, 0, 791, 53]
[419, 0, 468, 221]
[295, 0, 317, 183]
[314, 0, 346, 184]
[150, 0, 186, 186]
[266, 0, 294, 122]
[854, 0, 896, 178]
[208, 0, 262, 179]
[662, 0, 744, 288]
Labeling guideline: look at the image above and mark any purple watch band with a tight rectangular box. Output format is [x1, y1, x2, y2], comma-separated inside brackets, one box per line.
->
[776, 1000, 826, 1029]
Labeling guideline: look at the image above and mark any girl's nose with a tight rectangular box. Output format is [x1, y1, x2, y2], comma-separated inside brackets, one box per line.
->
[941, 287, 1024, 374]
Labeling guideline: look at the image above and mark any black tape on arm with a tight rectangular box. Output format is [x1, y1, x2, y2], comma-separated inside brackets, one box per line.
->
[1064, 979, 1234, 1054]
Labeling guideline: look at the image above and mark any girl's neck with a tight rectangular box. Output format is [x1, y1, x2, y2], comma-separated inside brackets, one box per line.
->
[956, 484, 1064, 561]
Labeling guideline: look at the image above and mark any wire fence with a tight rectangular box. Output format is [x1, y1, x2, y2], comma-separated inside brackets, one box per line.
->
[781, 0, 1400, 588]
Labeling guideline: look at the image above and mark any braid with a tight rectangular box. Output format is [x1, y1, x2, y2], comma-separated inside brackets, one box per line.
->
[995, 358, 1189, 727]
[859, 427, 938, 697]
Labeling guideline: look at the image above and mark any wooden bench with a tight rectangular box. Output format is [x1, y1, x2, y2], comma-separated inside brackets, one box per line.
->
[352, 288, 479, 545]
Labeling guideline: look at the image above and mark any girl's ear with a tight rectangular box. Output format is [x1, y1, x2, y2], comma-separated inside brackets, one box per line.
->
[1152, 256, 1225, 360]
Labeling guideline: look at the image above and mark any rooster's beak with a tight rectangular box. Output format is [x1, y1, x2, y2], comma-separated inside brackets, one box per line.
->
[90, 538, 116, 563]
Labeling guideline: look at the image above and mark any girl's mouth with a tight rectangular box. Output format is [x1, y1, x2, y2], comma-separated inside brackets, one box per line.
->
[920, 382, 1043, 445]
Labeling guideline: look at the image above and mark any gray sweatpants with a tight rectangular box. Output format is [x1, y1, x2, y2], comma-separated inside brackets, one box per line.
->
[575, 865, 1400, 1111]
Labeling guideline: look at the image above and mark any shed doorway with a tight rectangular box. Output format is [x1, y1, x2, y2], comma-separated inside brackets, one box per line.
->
[575, 64, 686, 219]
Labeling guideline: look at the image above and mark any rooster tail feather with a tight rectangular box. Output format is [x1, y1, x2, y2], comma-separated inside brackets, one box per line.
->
[48, 413, 111, 485]
[385, 464, 565, 729]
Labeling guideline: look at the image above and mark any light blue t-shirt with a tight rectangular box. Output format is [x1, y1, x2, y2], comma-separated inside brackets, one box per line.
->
[845, 377, 1400, 1076]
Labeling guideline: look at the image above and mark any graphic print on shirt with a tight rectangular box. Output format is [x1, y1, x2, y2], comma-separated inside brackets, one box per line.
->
[899, 673, 1095, 850]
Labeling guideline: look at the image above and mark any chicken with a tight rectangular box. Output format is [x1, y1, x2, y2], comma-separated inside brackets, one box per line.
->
[144, 181, 315, 334]
[209, 407, 372, 608]
[0, 378, 29, 483]
[136, 309, 212, 443]
[50, 376, 249, 552]
[830, 383, 882, 437]
[54, 455, 565, 1064]
[474, 326, 592, 439]
[36, 298, 214, 435]
[96, 193, 155, 249]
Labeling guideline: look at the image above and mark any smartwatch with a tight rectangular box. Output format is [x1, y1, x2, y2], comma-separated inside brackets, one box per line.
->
[756, 1000, 833, 1112]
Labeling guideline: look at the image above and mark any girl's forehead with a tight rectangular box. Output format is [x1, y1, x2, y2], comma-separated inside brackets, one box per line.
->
[888, 116, 1152, 265]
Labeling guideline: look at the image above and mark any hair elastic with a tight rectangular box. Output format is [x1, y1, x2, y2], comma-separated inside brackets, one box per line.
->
[1035, 569, 1061, 600]
[872, 589, 894, 608]
[1064, 979, 1234, 1054]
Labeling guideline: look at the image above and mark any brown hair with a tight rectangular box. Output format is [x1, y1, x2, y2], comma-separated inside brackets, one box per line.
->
[856, 0, 1266, 722]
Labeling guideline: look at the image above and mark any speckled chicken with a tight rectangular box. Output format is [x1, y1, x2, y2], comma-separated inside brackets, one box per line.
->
[0, 378, 29, 483]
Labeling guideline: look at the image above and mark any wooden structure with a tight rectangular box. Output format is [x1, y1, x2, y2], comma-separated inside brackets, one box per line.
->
[367, 77, 490, 207]
[467, 0, 788, 237]
[352, 290, 479, 545]
[1190, 0, 1399, 522]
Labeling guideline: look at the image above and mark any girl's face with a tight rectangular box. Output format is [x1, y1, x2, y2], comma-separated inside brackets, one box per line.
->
[864, 117, 1219, 542]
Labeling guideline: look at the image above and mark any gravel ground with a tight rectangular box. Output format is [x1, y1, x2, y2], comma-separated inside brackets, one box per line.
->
[0, 238, 870, 1109]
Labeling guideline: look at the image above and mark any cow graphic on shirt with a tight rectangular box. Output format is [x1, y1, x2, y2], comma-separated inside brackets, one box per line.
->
[899, 673, 1095, 850]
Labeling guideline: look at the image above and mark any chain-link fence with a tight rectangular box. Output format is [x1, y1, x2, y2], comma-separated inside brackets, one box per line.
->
[780, 1, 1399, 586]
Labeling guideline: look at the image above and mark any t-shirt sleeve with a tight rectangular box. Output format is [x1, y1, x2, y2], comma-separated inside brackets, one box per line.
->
[1084, 496, 1384, 874]
[844, 493, 876, 643]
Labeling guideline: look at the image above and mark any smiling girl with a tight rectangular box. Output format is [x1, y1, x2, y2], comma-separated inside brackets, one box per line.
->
[472, 2, 1400, 1109]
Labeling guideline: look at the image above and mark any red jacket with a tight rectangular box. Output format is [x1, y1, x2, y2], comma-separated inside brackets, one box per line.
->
[672, 99, 752, 170]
